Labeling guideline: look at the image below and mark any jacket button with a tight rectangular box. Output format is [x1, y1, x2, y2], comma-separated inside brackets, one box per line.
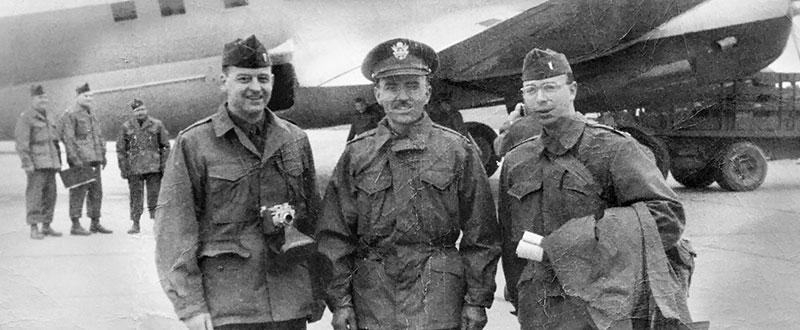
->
[217, 265, 224, 271]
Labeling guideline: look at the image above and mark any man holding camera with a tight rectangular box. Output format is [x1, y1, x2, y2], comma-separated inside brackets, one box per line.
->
[155, 35, 324, 330]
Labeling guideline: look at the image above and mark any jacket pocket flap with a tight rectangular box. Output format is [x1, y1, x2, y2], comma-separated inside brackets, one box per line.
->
[429, 256, 464, 276]
[199, 241, 251, 259]
[508, 178, 542, 200]
[208, 164, 248, 182]
[561, 174, 599, 196]
[355, 171, 392, 195]
[421, 169, 454, 190]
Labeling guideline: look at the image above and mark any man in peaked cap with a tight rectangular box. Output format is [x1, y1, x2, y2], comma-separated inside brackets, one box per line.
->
[317, 38, 500, 330]
[15, 85, 63, 239]
[498, 48, 703, 329]
[155, 34, 325, 330]
[116, 98, 170, 234]
[59, 82, 111, 235]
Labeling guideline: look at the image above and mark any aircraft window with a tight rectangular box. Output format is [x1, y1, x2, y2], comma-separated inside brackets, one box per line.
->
[478, 19, 501, 27]
[111, 1, 137, 22]
[223, 0, 248, 8]
[159, 0, 186, 16]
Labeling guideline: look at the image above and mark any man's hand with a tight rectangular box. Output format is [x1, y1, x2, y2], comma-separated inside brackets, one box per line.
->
[461, 305, 488, 330]
[183, 313, 213, 330]
[332, 307, 357, 330]
[23, 167, 34, 174]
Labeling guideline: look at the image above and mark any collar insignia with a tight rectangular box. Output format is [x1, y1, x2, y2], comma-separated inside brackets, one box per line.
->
[392, 42, 409, 60]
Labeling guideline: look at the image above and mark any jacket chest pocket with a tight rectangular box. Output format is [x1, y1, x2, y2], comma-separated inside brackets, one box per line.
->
[558, 170, 604, 220]
[508, 177, 543, 234]
[31, 121, 51, 142]
[207, 163, 256, 226]
[132, 131, 155, 149]
[419, 168, 458, 234]
[354, 168, 392, 236]
[75, 117, 92, 139]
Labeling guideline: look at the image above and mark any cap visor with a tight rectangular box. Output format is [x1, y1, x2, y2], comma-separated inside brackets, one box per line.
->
[374, 67, 430, 80]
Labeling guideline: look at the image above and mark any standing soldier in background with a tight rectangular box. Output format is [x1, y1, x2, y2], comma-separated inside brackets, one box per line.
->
[116, 98, 170, 234]
[428, 96, 466, 136]
[499, 48, 699, 330]
[14, 85, 63, 240]
[59, 83, 111, 235]
[317, 38, 500, 330]
[155, 35, 325, 330]
[346, 97, 385, 141]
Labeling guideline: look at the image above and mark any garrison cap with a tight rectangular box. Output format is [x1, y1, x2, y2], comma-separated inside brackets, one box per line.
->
[222, 35, 272, 69]
[362, 38, 438, 81]
[522, 48, 572, 81]
[30, 84, 45, 96]
[130, 98, 145, 111]
[76, 82, 91, 95]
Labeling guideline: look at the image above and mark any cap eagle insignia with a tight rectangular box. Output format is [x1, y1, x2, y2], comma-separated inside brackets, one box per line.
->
[392, 42, 409, 60]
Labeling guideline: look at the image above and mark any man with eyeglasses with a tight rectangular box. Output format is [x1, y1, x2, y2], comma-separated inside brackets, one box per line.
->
[317, 38, 500, 330]
[498, 48, 699, 329]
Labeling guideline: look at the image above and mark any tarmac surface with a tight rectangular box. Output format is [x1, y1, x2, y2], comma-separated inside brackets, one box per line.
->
[1, 125, 799, 330]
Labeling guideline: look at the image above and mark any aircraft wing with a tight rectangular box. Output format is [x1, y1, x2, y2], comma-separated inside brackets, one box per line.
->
[436, 0, 705, 82]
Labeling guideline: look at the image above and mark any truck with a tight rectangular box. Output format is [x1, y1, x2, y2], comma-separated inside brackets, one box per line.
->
[597, 71, 800, 191]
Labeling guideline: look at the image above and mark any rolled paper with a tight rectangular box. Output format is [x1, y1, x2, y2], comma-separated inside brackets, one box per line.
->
[522, 231, 544, 246]
[516, 240, 544, 262]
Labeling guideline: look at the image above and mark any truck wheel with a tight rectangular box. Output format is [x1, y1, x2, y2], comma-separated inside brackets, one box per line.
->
[671, 165, 717, 188]
[716, 141, 768, 191]
[465, 122, 501, 177]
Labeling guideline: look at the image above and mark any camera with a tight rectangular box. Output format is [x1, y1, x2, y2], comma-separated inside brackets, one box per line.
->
[260, 203, 314, 253]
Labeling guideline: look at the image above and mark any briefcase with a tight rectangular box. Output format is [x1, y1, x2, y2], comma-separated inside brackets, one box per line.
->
[59, 166, 98, 189]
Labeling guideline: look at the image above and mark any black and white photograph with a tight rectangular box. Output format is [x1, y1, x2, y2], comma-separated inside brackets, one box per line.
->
[1, 0, 799, 329]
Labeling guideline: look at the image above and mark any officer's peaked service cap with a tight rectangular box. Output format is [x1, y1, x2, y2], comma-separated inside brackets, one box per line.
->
[362, 38, 438, 82]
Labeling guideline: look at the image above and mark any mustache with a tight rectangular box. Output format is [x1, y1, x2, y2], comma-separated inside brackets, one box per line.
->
[390, 100, 413, 108]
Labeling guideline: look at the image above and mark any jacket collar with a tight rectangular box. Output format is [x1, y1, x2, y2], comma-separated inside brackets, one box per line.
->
[371, 112, 432, 153]
[541, 112, 587, 156]
[31, 108, 47, 121]
[130, 116, 154, 129]
[211, 104, 291, 159]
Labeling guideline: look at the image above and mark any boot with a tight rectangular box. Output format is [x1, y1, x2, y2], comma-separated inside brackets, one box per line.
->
[30, 224, 45, 240]
[70, 218, 91, 236]
[89, 218, 113, 234]
[41, 223, 62, 237]
[127, 219, 140, 234]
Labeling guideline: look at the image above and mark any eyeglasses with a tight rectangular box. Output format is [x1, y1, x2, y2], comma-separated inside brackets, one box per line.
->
[520, 83, 564, 96]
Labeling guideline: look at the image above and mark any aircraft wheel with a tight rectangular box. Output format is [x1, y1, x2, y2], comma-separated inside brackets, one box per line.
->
[465, 122, 500, 177]
[671, 164, 717, 189]
[715, 141, 767, 191]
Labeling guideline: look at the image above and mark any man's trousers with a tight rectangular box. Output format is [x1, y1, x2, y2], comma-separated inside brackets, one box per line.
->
[25, 169, 57, 225]
[127, 172, 162, 220]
